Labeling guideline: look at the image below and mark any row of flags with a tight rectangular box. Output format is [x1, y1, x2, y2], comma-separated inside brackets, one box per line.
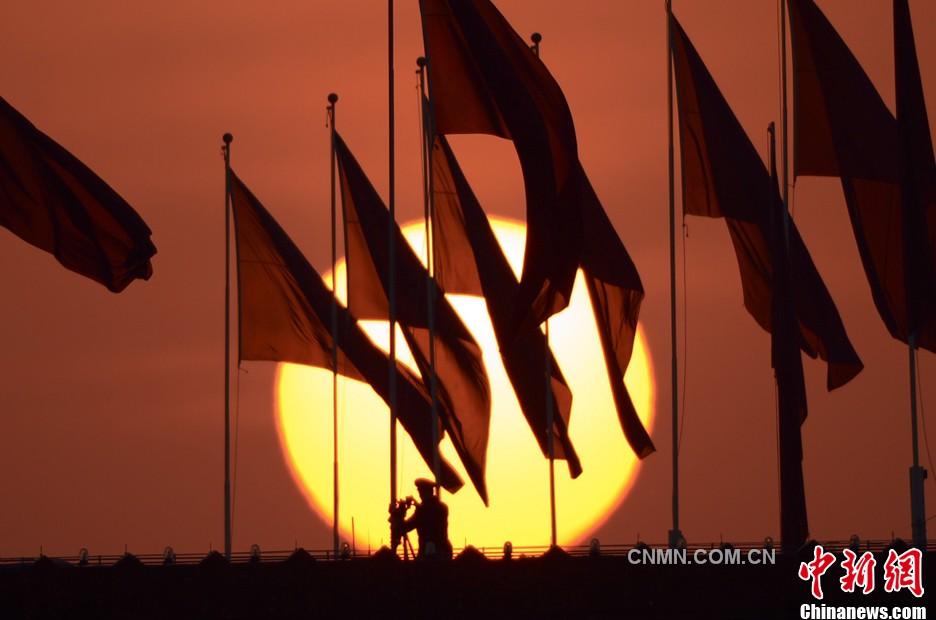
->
[0, 0, 931, 550]
[669, 0, 934, 550]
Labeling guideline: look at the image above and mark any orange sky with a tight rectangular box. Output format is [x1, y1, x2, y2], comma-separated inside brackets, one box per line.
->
[0, 0, 934, 556]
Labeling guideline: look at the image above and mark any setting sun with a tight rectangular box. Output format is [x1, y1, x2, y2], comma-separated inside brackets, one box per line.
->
[275, 218, 655, 551]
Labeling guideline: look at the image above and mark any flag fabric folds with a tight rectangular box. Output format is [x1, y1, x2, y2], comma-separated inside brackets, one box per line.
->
[431, 132, 583, 477]
[670, 15, 863, 391]
[334, 133, 492, 504]
[418, 0, 584, 326]
[768, 145, 811, 550]
[894, 0, 936, 351]
[0, 97, 155, 292]
[229, 171, 464, 493]
[788, 0, 936, 353]
[670, 12, 829, 550]
[579, 169, 655, 458]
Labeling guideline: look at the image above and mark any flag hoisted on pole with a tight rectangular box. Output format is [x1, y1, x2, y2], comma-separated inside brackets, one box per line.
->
[327, 92, 340, 559]
[669, 12, 865, 551]
[428, 126, 583, 478]
[418, 0, 584, 329]
[528, 31, 557, 549]
[0, 97, 156, 292]
[227, 170, 465, 494]
[664, 0, 683, 550]
[387, 0, 400, 516]
[786, 0, 935, 548]
[894, 0, 934, 550]
[787, 0, 936, 354]
[768, 121, 810, 553]
[416, 57, 443, 491]
[222, 132, 233, 561]
[335, 133, 492, 504]
[669, 13, 862, 391]
[778, 0, 809, 556]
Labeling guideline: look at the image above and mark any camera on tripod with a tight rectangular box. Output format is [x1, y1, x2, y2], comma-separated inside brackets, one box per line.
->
[388, 495, 417, 555]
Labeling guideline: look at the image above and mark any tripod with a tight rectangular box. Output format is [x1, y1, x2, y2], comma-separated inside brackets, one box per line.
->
[399, 531, 415, 561]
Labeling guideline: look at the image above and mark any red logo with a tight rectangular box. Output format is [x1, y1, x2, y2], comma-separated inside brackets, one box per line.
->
[798, 545, 836, 600]
[883, 548, 924, 598]
[839, 549, 876, 594]
[798, 545, 925, 599]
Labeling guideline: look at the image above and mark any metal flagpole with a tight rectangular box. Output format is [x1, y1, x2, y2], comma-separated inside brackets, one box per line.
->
[892, 0, 927, 549]
[530, 31, 557, 549]
[665, 0, 683, 550]
[327, 92, 340, 558]
[416, 58, 443, 491]
[388, 0, 399, 514]
[780, 0, 789, 213]
[222, 132, 234, 561]
[909, 335, 925, 547]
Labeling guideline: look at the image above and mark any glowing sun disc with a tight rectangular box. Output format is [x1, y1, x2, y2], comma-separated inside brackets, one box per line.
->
[275, 218, 655, 550]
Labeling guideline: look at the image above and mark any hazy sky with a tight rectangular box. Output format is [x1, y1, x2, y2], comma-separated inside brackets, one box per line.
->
[0, 0, 934, 556]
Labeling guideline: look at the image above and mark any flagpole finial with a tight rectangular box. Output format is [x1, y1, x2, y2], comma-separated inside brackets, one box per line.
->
[416, 56, 426, 69]
[530, 32, 542, 44]
[222, 133, 233, 146]
[328, 93, 339, 105]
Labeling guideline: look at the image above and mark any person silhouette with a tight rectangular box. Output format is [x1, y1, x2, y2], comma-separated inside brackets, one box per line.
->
[403, 478, 453, 560]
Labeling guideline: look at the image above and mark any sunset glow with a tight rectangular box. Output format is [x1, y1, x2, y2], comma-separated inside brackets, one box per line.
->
[275, 218, 655, 550]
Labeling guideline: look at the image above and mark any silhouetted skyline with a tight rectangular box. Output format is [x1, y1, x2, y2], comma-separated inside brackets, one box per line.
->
[0, 0, 934, 557]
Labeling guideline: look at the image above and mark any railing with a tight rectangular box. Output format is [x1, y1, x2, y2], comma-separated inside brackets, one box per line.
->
[0, 538, 931, 568]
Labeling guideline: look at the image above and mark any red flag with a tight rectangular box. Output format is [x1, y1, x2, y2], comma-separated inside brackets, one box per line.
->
[334, 133, 491, 504]
[671, 13, 818, 550]
[768, 135, 811, 550]
[0, 97, 155, 292]
[431, 133, 583, 477]
[579, 169, 655, 458]
[894, 0, 936, 351]
[789, 0, 936, 353]
[419, 0, 584, 326]
[228, 171, 464, 493]
[670, 15, 863, 391]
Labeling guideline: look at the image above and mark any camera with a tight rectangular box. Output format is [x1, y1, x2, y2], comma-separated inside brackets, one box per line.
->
[388, 496, 417, 550]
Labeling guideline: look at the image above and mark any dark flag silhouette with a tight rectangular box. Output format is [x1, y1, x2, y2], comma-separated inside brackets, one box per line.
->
[430, 133, 583, 477]
[579, 167, 655, 459]
[0, 97, 155, 292]
[671, 14, 863, 549]
[229, 171, 464, 493]
[894, 0, 936, 352]
[670, 15, 863, 391]
[789, 0, 936, 353]
[767, 133, 811, 553]
[334, 133, 491, 504]
[418, 0, 584, 327]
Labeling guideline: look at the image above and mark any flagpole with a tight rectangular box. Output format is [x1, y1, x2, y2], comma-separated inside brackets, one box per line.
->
[388, 0, 399, 512]
[665, 0, 683, 550]
[908, 334, 925, 547]
[893, 0, 926, 549]
[222, 132, 234, 561]
[327, 92, 340, 559]
[529, 31, 558, 549]
[780, 0, 789, 212]
[416, 58, 443, 492]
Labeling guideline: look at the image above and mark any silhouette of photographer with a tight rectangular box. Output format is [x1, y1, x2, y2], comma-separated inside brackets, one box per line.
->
[401, 478, 453, 560]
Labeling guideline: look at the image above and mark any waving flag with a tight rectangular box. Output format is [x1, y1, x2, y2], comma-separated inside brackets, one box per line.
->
[670, 15, 862, 391]
[334, 133, 491, 504]
[789, 0, 936, 352]
[419, 0, 584, 327]
[0, 97, 155, 292]
[229, 171, 463, 493]
[431, 133, 582, 476]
